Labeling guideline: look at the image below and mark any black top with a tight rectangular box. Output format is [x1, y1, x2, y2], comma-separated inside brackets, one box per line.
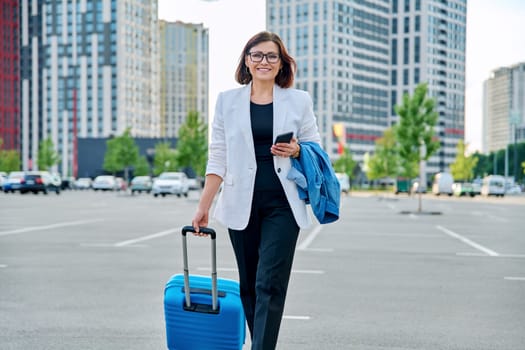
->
[250, 102, 283, 191]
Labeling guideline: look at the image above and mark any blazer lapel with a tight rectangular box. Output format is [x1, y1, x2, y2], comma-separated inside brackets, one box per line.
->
[273, 85, 289, 138]
[232, 84, 254, 151]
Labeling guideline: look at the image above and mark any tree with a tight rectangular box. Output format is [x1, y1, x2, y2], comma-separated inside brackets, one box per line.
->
[103, 128, 140, 182]
[37, 137, 60, 171]
[133, 156, 150, 176]
[333, 146, 357, 185]
[366, 127, 399, 181]
[174, 111, 208, 176]
[153, 142, 178, 176]
[450, 140, 478, 182]
[395, 83, 440, 211]
[0, 138, 21, 172]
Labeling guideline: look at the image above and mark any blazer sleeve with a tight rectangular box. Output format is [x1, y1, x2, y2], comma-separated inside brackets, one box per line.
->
[205, 92, 227, 179]
[297, 91, 322, 145]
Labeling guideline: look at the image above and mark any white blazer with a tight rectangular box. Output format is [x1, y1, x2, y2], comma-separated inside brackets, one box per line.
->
[206, 84, 321, 230]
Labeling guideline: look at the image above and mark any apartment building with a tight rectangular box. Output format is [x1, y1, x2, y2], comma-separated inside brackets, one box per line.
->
[267, 0, 467, 175]
[159, 20, 209, 138]
[20, 0, 160, 176]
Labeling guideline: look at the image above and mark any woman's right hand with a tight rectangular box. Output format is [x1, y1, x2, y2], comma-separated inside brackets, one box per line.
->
[191, 208, 209, 236]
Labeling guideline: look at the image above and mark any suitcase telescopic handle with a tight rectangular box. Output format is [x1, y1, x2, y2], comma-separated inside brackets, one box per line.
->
[180, 225, 218, 311]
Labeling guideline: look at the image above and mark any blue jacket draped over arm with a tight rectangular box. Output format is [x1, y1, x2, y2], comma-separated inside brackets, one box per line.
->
[287, 142, 340, 224]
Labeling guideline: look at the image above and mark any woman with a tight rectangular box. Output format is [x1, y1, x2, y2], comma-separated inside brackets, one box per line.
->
[191, 31, 321, 350]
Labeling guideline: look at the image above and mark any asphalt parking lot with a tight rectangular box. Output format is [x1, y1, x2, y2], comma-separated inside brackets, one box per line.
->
[1, 190, 524, 349]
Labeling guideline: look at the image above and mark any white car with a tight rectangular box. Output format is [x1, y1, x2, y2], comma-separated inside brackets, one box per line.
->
[92, 175, 118, 191]
[152, 172, 189, 197]
[74, 177, 93, 190]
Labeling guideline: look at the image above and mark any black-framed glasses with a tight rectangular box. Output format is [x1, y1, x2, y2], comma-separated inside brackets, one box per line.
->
[248, 51, 280, 63]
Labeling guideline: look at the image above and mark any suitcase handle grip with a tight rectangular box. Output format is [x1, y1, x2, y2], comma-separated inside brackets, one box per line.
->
[181, 225, 216, 239]
[180, 225, 218, 311]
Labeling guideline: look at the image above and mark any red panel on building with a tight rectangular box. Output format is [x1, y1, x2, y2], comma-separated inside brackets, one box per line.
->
[0, 0, 20, 151]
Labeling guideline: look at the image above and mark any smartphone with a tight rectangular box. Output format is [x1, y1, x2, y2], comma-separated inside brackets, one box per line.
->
[274, 131, 293, 144]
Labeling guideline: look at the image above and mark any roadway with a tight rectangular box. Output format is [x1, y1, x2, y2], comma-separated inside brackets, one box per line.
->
[0, 190, 524, 349]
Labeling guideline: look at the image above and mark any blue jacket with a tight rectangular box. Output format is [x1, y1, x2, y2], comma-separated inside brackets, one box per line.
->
[287, 142, 340, 224]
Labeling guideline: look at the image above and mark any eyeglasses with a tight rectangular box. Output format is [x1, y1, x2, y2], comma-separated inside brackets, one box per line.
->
[248, 51, 280, 63]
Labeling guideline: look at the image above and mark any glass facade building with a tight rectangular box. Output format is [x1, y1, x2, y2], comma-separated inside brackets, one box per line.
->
[483, 62, 525, 153]
[20, 0, 160, 176]
[267, 0, 467, 175]
[159, 20, 209, 138]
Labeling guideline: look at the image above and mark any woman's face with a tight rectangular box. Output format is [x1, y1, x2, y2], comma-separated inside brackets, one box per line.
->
[245, 41, 282, 84]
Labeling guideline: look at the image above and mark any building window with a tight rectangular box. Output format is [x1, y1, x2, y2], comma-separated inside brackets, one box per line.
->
[404, 0, 410, 12]
[392, 18, 397, 34]
[404, 17, 409, 33]
[415, 15, 420, 32]
[392, 0, 398, 14]
[391, 69, 397, 85]
[391, 39, 398, 64]
[403, 37, 409, 64]
[403, 69, 409, 85]
[414, 67, 420, 84]
[414, 36, 420, 63]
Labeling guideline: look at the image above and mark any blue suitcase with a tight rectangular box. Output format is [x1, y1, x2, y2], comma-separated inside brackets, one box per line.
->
[164, 226, 246, 350]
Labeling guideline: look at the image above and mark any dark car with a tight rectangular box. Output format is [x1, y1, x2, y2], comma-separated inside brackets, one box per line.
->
[20, 172, 61, 195]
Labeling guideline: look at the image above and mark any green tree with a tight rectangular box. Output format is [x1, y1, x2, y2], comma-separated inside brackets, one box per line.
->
[174, 111, 208, 176]
[153, 142, 178, 176]
[103, 128, 139, 182]
[450, 140, 478, 182]
[333, 146, 357, 182]
[366, 127, 399, 181]
[394, 83, 440, 211]
[0, 138, 21, 172]
[37, 137, 60, 171]
[133, 156, 150, 176]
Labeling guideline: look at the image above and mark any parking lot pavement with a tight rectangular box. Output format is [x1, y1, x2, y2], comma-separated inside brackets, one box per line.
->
[0, 190, 524, 349]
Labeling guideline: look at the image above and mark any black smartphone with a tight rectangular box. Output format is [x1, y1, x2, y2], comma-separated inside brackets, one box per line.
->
[274, 131, 293, 144]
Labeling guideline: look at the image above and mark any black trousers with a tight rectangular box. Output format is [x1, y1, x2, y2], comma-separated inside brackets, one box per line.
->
[229, 190, 300, 350]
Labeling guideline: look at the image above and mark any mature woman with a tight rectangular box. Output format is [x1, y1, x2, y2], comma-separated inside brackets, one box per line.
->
[192, 31, 322, 350]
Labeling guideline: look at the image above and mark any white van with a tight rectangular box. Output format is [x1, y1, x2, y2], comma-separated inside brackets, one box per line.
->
[481, 175, 505, 197]
[432, 172, 453, 196]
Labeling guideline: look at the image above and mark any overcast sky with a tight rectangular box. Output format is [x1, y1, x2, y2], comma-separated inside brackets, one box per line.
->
[158, 0, 525, 153]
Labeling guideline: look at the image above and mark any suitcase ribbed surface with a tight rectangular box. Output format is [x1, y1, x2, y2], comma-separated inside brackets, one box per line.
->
[164, 274, 245, 350]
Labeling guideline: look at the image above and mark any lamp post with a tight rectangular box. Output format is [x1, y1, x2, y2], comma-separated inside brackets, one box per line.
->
[510, 110, 520, 181]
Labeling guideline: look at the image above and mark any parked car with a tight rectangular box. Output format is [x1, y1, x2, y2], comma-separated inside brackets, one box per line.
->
[481, 175, 505, 197]
[3, 171, 25, 193]
[130, 175, 152, 194]
[432, 172, 454, 196]
[335, 172, 350, 194]
[0, 171, 7, 188]
[74, 177, 93, 190]
[505, 184, 522, 195]
[115, 177, 127, 191]
[152, 172, 189, 197]
[452, 182, 476, 197]
[19, 171, 61, 195]
[411, 179, 427, 193]
[92, 175, 118, 191]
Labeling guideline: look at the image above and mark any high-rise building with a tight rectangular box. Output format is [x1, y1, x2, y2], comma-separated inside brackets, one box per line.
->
[0, 0, 20, 152]
[267, 0, 467, 176]
[159, 20, 209, 137]
[483, 62, 525, 153]
[20, 0, 160, 176]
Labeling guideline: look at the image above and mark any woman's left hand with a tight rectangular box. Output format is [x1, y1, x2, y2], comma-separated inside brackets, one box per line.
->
[271, 137, 300, 158]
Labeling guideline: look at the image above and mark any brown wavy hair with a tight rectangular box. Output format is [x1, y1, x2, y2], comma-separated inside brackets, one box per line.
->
[235, 31, 296, 88]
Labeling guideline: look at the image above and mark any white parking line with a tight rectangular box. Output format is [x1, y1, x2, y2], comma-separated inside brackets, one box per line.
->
[283, 315, 310, 320]
[297, 225, 323, 250]
[0, 219, 104, 237]
[436, 225, 499, 256]
[114, 228, 179, 247]
[504, 277, 525, 281]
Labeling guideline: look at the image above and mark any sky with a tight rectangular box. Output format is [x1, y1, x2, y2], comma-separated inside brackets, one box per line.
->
[158, 0, 525, 153]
